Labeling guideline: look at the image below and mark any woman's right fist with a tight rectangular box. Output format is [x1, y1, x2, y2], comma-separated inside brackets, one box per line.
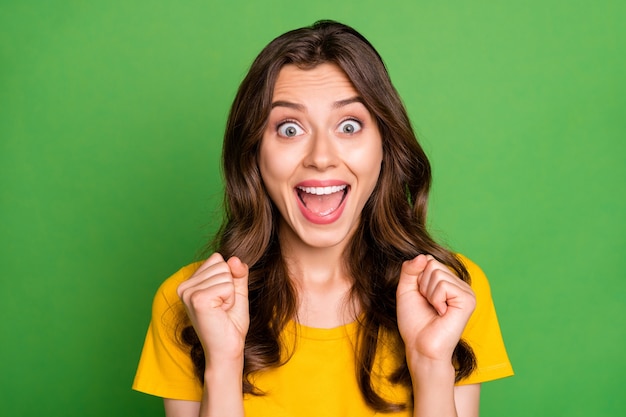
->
[177, 253, 250, 364]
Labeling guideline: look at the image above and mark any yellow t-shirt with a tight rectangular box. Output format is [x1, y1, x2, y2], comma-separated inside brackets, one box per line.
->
[132, 255, 513, 415]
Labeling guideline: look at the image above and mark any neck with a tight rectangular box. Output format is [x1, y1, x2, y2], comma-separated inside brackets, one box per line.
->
[279, 226, 349, 286]
[278, 227, 358, 328]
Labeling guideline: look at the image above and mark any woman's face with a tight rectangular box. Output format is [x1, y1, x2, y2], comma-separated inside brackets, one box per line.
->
[259, 63, 383, 250]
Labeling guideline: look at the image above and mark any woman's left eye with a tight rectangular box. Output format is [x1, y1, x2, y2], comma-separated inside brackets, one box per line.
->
[277, 122, 305, 138]
[337, 119, 362, 135]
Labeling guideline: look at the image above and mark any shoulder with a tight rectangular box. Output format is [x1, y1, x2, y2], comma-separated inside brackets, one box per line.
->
[455, 253, 492, 298]
[454, 254, 515, 383]
[152, 261, 204, 312]
[133, 261, 206, 401]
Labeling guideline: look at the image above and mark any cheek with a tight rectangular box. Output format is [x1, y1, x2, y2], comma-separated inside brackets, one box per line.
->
[258, 145, 289, 197]
[353, 145, 383, 182]
[258, 140, 274, 179]
[360, 154, 383, 201]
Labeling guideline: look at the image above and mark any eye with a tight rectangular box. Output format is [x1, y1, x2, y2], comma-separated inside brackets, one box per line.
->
[337, 119, 362, 135]
[277, 122, 305, 138]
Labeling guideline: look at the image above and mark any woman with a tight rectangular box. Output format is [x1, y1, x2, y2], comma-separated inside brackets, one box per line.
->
[133, 20, 513, 417]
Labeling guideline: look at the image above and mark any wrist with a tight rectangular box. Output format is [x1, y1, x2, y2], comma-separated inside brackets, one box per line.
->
[204, 357, 244, 381]
[408, 356, 458, 417]
[406, 354, 456, 385]
[201, 360, 245, 417]
[204, 361, 244, 400]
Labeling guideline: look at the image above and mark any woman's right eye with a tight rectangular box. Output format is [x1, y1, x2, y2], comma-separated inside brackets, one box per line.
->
[277, 122, 304, 138]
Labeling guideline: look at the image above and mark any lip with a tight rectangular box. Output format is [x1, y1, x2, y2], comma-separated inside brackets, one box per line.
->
[296, 179, 348, 188]
[294, 179, 349, 225]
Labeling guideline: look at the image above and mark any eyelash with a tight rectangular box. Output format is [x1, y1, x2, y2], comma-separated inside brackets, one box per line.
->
[276, 119, 304, 138]
[337, 118, 363, 135]
[274, 117, 364, 138]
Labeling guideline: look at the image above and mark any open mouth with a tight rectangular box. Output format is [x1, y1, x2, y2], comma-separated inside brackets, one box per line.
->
[296, 185, 348, 217]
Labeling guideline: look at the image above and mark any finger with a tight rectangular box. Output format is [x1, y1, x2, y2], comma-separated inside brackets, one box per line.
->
[427, 274, 454, 316]
[227, 256, 249, 298]
[419, 257, 471, 298]
[420, 260, 453, 299]
[417, 257, 474, 314]
[429, 279, 476, 318]
[179, 270, 238, 303]
[397, 254, 429, 296]
[187, 281, 237, 311]
[195, 252, 226, 274]
[414, 256, 441, 297]
[420, 266, 476, 315]
[177, 254, 230, 297]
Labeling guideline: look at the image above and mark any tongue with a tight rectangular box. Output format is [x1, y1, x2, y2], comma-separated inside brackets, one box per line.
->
[300, 191, 344, 216]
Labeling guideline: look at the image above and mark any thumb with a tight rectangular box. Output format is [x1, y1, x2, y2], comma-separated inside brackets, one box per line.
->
[397, 254, 428, 294]
[227, 256, 249, 297]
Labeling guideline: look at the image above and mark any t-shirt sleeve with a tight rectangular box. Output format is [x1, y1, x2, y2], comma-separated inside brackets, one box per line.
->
[132, 263, 204, 401]
[456, 254, 514, 385]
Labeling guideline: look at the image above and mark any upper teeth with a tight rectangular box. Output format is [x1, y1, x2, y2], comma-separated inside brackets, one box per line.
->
[297, 185, 347, 195]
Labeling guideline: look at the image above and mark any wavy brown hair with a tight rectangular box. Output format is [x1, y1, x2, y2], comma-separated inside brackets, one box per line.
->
[179, 20, 476, 412]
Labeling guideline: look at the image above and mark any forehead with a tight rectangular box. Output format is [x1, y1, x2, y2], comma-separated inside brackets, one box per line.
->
[271, 63, 358, 101]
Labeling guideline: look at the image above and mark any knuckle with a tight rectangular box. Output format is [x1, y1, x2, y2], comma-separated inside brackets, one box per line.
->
[188, 289, 205, 306]
[468, 291, 477, 307]
[177, 285, 189, 301]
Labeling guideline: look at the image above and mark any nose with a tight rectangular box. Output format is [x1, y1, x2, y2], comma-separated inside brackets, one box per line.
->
[302, 130, 338, 170]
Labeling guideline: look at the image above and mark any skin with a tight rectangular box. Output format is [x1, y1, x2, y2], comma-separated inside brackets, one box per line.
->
[259, 63, 383, 328]
[167, 64, 480, 417]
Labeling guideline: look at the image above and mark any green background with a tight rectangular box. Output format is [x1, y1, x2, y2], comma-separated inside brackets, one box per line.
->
[1, 1, 624, 416]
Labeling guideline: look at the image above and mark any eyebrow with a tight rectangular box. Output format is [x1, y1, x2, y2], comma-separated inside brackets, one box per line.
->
[332, 96, 365, 109]
[270, 96, 365, 111]
[270, 100, 305, 111]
